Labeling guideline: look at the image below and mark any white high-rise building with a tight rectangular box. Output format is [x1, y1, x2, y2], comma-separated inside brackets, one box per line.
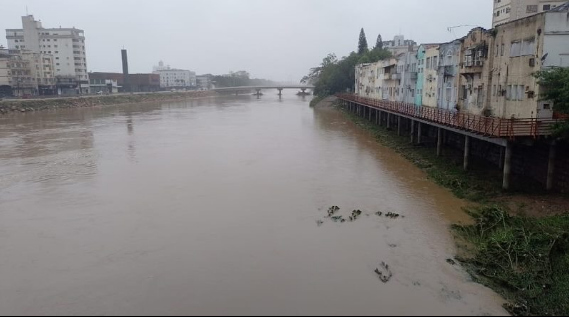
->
[492, 0, 567, 27]
[152, 61, 196, 88]
[6, 15, 89, 94]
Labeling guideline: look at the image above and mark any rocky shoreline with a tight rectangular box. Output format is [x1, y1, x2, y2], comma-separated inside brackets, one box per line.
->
[0, 90, 218, 115]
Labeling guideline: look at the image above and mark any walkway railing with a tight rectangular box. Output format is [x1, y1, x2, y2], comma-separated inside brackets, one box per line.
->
[337, 94, 560, 138]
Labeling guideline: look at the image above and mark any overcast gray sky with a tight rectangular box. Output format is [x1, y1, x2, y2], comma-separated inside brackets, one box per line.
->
[1, 0, 492, 82]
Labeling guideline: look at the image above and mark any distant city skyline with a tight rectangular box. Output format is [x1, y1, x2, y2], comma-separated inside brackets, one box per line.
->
[1, 0, 493, 81]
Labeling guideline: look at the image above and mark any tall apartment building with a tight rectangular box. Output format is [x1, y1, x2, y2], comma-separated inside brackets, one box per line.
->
[0, 48, 11, 96]
[6, 15, 89, 95]
[492, 0, 567, 26]
[0, 47, 56, 97]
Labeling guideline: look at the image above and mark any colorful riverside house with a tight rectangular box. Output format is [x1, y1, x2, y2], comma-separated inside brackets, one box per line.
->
[395, 49, 418, 104]
[355, 61, 382, 100]
[381, 58, 399, 101]
[457, 27, 494, 116]
[437, 40, 462, 111]
[490, 3, 569, 119]
[415, 44, 439, 106]
[422, 45, 441, 108]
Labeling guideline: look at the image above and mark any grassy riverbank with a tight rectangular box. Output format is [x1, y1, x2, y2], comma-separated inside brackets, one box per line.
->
[329, 99, 569, 316]
[0, 91, 217, 114]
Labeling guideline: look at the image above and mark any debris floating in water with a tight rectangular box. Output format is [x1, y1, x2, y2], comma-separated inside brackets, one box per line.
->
[374, 262, 393, 283]
[318, 207, 404, 226]
[327, 206, 340, 217]
[385, 212, 400, 219]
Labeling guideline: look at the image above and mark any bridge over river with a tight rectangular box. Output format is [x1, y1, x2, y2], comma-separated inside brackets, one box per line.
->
[212, 85, 315, 96]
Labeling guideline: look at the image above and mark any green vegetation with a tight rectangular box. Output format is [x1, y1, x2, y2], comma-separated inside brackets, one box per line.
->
[336, 102, 569, 316]
[375, 33, 383, 51]
[358, 28, 369, 55]
[453, 206, 569, 316]
[302, 29, 391, 97]
[535, 67, 569, 138]
[211, 71, 277, 88]
[309, 95, 326, 108]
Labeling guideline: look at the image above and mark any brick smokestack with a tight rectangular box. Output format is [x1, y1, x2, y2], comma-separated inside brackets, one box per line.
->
[122, 49, 130, 93]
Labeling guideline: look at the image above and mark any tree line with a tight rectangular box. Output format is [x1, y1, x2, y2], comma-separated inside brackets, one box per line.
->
[210, 71, 279, 88]
[302, 28, 391, 97]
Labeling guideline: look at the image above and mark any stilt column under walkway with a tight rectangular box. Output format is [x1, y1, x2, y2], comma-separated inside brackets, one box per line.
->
[437, 128, 443, 157]
[463, 136, 470, 171]
[503, 142, 513, 190]
[547, 141, 557, 191]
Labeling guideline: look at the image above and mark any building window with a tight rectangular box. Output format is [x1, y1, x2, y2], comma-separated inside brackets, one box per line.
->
[527, 5, 538, 13]
[543, 4, 551, 11]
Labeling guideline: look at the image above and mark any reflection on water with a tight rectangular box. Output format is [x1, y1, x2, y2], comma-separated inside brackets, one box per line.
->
[0, 93, 507, 316]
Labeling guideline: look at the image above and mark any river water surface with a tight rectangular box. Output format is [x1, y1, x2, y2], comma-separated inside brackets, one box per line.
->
[0, 93, 508, 316]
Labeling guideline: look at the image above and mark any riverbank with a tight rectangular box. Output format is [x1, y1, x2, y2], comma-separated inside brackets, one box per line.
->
[0, 90, 218, 114]
[318, 97, 569, 316]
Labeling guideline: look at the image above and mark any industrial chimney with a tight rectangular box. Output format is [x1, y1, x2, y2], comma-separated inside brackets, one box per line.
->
[122, 49, 130, 93]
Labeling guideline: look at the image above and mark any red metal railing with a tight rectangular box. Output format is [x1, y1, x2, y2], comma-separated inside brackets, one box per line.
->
[337, 94, 560, 138]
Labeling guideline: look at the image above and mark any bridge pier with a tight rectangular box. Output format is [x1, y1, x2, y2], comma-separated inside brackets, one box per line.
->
[397, 116, 402, 136]
[278, 88, 283, 97]
[256, 89, 262, 97]
[386, 113, 391, 130]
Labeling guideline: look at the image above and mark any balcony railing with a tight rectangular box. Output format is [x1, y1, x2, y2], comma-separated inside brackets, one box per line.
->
[337, 93, 560, 138]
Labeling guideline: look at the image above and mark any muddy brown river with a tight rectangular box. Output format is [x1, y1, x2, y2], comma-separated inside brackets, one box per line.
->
[0, 93, 508, 316]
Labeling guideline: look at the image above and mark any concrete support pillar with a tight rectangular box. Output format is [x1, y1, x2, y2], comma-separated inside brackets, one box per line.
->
[410, 120, 415, 144]
[503, 141, 513, 191]
[256, 89, 262, 97]
[437, 128, 443, 157]
[499, 147, 505, 170]
[278, 88, 283, 96]
[369, 107, 372, 121]
[376, 110, 379, 125]
[463, 136, 470, 171]
[387, 113, 391, 130]
[417, 122, 422, 144]
[547, 141, 557, 191]
[397, 116, 402, 136]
